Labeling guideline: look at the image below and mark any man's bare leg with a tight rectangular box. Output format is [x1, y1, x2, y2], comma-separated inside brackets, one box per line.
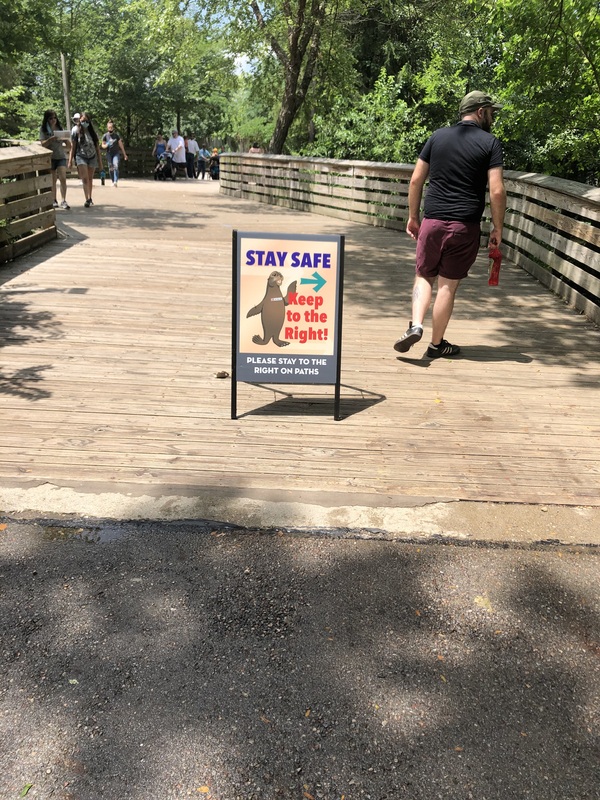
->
[411, 275, 435, 325]
[431, 276, 460, 344]
[394, 275, 435, 352]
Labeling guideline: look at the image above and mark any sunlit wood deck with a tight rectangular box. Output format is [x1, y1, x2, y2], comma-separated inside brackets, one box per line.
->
[0, 177, 598, 519]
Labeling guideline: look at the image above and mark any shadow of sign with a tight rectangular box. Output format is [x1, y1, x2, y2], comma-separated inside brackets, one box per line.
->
[237, 383, 385, 420]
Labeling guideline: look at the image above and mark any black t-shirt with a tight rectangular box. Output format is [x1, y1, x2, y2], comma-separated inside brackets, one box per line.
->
[419, 121, 503, 222]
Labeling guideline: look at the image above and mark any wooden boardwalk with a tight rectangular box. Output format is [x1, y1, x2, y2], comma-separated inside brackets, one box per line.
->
[0, 177, 599, 520]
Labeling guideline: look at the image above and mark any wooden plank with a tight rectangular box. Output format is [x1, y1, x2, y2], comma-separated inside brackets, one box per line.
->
[0, 156, 50, 179]
[503, 243, 600, 324]
[0, 177, 598, 510]
[240, 166, 410, 196]
[254, 185, 407, 219]
[507, 194, 600, 248]
[238, 170, 410, 204]
[223, 186, 407, 230]
[504, 206, 600, 274]
[505, 176, 600, 223]
[0, 208, 56, 242]
[230, 182, 408, 222]
[0, 463, 594, 506]
[505, 170, 600, 209]
[0, 191, 54, 221]
[226, 154, 415, 182]
[504, 211, 600, 294]
[0, 225, 57, 263]
[503, 223, 600, 298]
[0, 173, 53, 201]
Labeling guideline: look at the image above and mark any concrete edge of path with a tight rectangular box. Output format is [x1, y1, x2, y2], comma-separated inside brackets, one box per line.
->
[0, 482, 598, 547]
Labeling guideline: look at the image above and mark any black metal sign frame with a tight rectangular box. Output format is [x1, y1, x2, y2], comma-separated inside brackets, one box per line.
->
[232, 230, 345, 420]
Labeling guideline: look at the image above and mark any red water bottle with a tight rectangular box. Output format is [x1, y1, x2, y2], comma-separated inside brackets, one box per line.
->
[488, 247, 502, 286]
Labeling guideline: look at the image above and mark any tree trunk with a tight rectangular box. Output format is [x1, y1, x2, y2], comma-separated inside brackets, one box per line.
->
[307, 109, 315, 143]
[60, 52, 71, 125]
[252, 0, 324, 154]
[269, 93, 301, 154]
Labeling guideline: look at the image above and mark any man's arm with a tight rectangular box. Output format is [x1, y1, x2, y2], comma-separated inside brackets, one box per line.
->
[488, 166, 506, 250]
[406, 158, 430, 240]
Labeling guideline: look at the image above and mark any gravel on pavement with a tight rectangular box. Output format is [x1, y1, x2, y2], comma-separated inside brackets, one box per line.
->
[1, 518, 599, 800]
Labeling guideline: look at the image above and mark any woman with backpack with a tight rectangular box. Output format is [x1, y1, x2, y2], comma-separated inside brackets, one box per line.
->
[68, 112, 103, 207]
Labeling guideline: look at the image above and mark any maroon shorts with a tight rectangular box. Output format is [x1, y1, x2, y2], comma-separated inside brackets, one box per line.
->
[415, 218, 481, 280]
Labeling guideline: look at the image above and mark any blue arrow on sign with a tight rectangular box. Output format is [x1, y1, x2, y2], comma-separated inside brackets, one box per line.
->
[300, 271, 327, 292]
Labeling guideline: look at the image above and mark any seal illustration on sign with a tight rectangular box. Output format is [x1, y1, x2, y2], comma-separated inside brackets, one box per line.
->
[246, 271, 297, 346]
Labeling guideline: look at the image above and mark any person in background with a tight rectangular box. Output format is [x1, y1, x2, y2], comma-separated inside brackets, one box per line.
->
[208, 147, 220, 180]
[197, 143, 210, 180]
[68, 111, 103, 208]
[394, 90, 506, 359]
[167, 128, 187, 178]
[249, 142, 263, 154]
[186, 132, 199, 178]
[152, 133, 166, 167]
[101, 119, 128, 188]
[39, 109, 70, 210]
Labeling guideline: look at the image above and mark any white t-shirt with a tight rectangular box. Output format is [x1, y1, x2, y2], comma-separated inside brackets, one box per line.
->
[167, 135, 186, 163]
[187, 138, 200, 156]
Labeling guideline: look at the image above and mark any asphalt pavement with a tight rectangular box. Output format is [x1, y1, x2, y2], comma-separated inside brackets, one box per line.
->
[1, 518, 599, 799]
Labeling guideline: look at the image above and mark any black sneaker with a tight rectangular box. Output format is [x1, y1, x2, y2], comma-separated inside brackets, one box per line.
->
[84, 199, 91, 208]
[394, 323, 423, 353]
[426, 339, 461, 358]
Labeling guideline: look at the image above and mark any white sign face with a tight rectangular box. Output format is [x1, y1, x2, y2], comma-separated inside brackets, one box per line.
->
[235, 231, 343, 384]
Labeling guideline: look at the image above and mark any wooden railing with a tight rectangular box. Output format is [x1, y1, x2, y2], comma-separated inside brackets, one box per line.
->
[118, 148, 156, 179]
[0, 144, 56, 264]
[1, 139, 157, 178]
[220, 154, 600, 326]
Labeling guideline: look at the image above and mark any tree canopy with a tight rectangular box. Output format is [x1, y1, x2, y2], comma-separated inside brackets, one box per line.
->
[1, 0, 598, 182]
[0, 0, 237, 146]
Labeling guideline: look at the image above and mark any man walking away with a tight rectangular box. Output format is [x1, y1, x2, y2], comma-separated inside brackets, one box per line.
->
[394, 90, 506, 358]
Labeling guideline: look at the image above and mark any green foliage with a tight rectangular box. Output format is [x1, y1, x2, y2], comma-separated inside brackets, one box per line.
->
[492, 0, 600, 181]
[1, 0, 237, 148]
[1, 0, 598, 181]
[227, 80, 274, 150]
[344, 0, 429, 92]
[303, 0, 599, 182]
[0, 0, 54, 60]
[206, 0, 364, 152]
[0, 85, 28, 138]
[305, 67, 432, 162]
